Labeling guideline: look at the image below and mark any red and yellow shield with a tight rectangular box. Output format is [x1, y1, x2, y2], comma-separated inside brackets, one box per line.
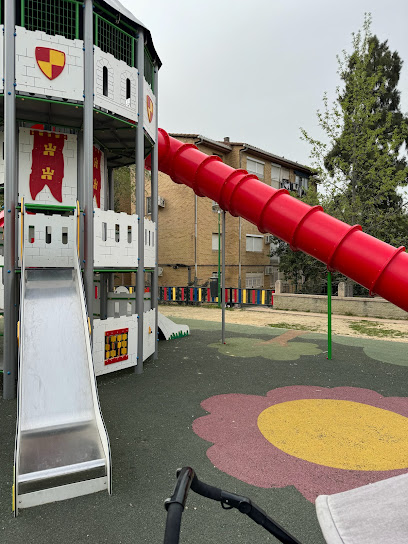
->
[146, 95, 154, 123]
[35, 47, 66, 80]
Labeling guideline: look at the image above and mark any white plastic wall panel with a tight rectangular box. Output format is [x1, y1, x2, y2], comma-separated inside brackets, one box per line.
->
[94, 209, 139, 268]
[143, 309, 156, 360]
[20, 213, 76, 268]
[94, 47, 138, 123]
[144, 218, 156, 268]
[15, 27, 84, 101]
[18, 128, 77, 206]
[143, 79, 157, 142]
[93, 314, 138, 375]
[0, 26, 4, 93]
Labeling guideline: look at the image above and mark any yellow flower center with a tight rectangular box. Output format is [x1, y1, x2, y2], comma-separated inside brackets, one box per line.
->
[257, 399, 408, 470]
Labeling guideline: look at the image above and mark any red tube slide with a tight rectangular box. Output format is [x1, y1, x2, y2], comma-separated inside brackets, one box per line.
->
[150, 128, 408, 312]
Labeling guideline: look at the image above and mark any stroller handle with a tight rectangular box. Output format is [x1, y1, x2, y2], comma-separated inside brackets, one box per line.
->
[163, 467, 301, 544]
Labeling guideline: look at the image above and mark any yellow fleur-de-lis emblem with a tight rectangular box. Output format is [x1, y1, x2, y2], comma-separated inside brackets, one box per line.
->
[41, 167, 55, 180]
[43, 143, 57, 156]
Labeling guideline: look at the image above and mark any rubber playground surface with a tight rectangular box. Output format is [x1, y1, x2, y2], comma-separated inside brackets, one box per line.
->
[1, 316, 408, 543]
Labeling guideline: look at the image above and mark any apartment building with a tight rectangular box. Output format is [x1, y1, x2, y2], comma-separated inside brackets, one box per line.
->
[143, 134, 314, 289]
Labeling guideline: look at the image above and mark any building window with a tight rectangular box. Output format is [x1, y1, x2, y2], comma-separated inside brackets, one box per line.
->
[296, 175, 309, 196]
[246, 273, 264, 289]
[146, 196, 152, 215]
[278, 167, 290, 190]
[246, 157, 264, 180]
[246, 234, 263, 252]
[212, 233, 221, 251]
[271, 163, 281, 189]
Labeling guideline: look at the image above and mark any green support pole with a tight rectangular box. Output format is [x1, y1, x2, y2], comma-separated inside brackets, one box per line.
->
[75, 3, 79, 39]
[217, 211, 221, 308]
[94, 14, 98, 47]
[327, 270, 332, 360]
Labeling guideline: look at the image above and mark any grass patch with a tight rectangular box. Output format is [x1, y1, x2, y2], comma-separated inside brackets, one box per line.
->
[349, 320, 406, 338]
[269, 322, 319, 332]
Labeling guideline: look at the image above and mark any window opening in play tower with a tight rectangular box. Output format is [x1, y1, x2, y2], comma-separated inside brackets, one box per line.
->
[126, 78, 131, 105]
[62, 227, 68, 245]
[29, 226, 35, 244]
[103, 66, 108, 97]
[46, 226, 52, 244]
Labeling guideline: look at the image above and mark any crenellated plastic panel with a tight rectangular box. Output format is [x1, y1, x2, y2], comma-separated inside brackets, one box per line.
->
[15, 27, 84, 101]
[20, 213, 76, 268]
[144, 217, 156, 268]
[94, 46, 139, 123]
[94, 209, 139, 268]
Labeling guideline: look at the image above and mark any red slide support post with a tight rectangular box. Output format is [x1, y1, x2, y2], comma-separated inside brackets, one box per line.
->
[149, 129, 408, 313]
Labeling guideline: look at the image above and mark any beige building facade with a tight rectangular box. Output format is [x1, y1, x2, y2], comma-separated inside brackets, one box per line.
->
[142, 134, 314, 290]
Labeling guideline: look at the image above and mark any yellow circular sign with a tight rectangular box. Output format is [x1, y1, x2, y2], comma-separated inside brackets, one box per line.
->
[257, 399, 408, 470]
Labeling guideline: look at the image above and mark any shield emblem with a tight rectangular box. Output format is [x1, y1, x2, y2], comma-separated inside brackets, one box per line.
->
[146, 95, 154, 123]
[35, 47, 66, 80]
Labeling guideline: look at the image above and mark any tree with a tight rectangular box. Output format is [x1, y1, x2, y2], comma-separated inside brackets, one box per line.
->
[302, 14, 408, 247]
[114, 166, 134, 213]
[272, 14, 408, 293]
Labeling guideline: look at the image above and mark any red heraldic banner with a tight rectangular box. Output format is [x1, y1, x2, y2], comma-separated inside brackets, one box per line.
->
[30, 130, 67, 202]
[93, 146, 102, 208]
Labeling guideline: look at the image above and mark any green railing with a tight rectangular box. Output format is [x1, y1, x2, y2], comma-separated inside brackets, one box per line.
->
[94, 13, 135, 68]
[94, 12, 154, 93]
[21, 0, 80, 40]
[144, 47, 154, 92]
[20, 1, 155, 93]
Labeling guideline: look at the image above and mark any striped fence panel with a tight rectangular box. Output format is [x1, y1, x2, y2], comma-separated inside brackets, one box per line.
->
[158, 287, 274, 307]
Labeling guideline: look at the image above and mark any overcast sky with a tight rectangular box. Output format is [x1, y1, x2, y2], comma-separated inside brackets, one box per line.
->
[122, 0, 408, 167]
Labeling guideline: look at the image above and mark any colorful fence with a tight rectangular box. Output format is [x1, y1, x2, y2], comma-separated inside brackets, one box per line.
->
[159, 287, 274, 306]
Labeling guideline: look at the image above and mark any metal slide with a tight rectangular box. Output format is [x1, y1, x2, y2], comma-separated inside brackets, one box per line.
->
[14, 252, 111, 513]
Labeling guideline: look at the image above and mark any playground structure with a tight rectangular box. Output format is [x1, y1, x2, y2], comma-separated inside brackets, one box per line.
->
[0, 0, 192, 513]
[0, 0, 407, 538]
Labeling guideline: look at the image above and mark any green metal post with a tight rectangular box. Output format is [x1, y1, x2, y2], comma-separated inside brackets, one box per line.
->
[75, 2, 79, 39]
[327, 270, 332, 360]
[21, 0, 25, 27]
[218, 211, 221, 308]
[94, 14, 98, 47]
[131, 37, 135, 68]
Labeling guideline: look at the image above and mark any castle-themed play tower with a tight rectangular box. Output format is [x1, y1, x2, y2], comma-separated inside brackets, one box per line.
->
[1, 0, 165, 512]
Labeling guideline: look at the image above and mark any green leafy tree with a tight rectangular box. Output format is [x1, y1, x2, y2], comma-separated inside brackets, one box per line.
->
[302, 14, 408, 247]
[273, 14, 408, 293]
[114, 166, 134, 213]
